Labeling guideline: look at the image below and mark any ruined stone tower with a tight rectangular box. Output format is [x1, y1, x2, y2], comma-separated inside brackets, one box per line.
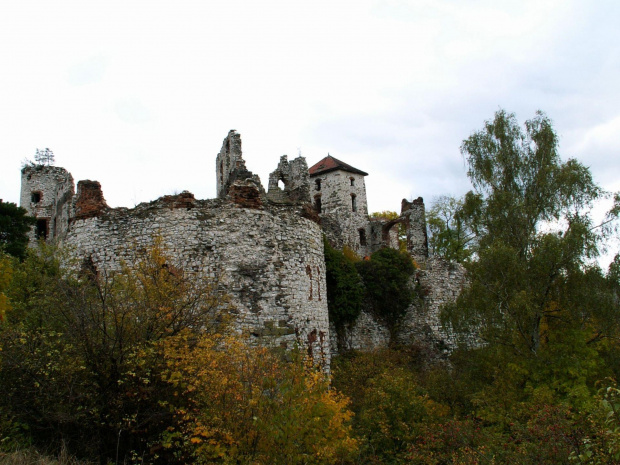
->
[19, 130, 466, 362]
[309, 155, 370, 255]
[20, 165, 74, 242]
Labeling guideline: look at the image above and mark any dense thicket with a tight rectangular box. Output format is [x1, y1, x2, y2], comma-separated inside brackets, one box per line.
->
[0, 200, 35, 260]
[0, 244, 356, 464]
[330, 110, 620, 464]
[324, 240, 417, 345]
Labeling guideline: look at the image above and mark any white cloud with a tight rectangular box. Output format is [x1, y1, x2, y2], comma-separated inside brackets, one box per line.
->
[0, 0, 618, 268]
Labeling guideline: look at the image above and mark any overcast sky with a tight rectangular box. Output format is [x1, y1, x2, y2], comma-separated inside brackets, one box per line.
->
[1, 0, 619, 255]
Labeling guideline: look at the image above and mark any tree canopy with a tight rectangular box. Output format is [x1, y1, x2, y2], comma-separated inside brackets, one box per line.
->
[442, 109, 619, 356]
[0, 200, 35, 260]
[34, 148, 55, 166]
[427, 195, 475, 263]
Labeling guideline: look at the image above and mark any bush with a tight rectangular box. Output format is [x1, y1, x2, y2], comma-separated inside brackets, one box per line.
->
[324, 239, 364, 331]
[355, 248, 416, 333]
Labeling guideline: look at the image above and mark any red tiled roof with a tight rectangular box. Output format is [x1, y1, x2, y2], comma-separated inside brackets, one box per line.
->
[308, 155, 368, 177]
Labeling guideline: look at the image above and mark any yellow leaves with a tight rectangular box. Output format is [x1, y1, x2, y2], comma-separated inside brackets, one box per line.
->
[0, 254, 14, 322]
[159, 332, 358, 464]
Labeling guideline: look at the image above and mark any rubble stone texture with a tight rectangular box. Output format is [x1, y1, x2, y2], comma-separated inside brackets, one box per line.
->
[20, 165, 74, 242]
[267, 155, 311, 205]
[20, 130, 467, 365]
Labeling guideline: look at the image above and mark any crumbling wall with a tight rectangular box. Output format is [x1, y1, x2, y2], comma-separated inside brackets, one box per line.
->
[402, 197, 429, 262]
[267, 155, 311, 204]
[74, 180, 108, 219]
[20, 165, 74, 242]
[63, 195, 331, 365]
[329, 257, 467, 356]
[396, 257, 467, 352]
[215, 130, 264, 201]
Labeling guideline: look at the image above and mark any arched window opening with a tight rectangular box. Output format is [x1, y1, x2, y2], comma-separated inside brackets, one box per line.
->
[351, 194, 357, 212]
[350, 177, 355, 187]
[315, 179, 321, 191]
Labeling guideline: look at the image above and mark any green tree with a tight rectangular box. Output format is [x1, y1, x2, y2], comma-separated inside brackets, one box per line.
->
[0, 253, 13, 322]
[0, 240, 225, 462]
[426, 195, 475, 263]
[324, 238, 364, 343]
[442, 109, 619, 356]
[0, 200, 35, 260]
[356, 248, 416, 339]
[34, 148, 55, 166]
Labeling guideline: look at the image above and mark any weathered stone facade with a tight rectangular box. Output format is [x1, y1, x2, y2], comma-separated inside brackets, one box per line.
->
[20, 130, 467, 364]
[63, 198, 329, 361]
[20, 165, 74, 242]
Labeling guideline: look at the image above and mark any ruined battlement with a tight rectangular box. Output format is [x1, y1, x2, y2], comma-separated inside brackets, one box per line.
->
[20, 130, 466, 364]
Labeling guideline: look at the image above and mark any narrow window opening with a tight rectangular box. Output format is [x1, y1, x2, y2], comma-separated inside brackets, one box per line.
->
[31, 192, 41, 203]
[351, 194, 357, 212]
[350, 177, 355, 186]
[35, 219, 48, 240]
[314, 195, 322, 214]
[315, 179, 321, 191]
[359, 228, 367, 246]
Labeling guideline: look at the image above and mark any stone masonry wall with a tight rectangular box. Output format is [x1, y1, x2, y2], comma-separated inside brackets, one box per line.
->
[402, 197, 429, 262]
[21, 165, 74, 242]
[267, 155, 311, 205]
[62, 196, 331, 365]
[74, 180, 108, 219]
[313, 170, 370, 256]
[397, 257, 467, 352]
[329, 257, 467, 356]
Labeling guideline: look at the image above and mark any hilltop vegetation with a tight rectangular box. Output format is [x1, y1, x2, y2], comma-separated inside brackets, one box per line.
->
[1, 110, 619, 464]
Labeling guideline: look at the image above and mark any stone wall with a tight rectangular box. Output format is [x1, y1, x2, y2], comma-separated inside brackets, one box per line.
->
[330, 257, 467, 357]
[62, 195, 331, 365]
[20, 165, 74, 241]
[216, 130, 264, 200]
[267, 155, 311, 205]
[402, 197, 429, 262]
[313, 170, 370, 256]
[397, 257, 467, 352]
[18, 130, 467, 367]
[74, 180, 108, 219]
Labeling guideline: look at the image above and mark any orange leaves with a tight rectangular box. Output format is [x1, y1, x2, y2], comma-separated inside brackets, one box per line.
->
[159, 332, 357, 464]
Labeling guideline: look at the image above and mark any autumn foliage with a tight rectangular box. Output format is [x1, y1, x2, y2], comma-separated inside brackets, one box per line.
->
[0, 243, 357, 464]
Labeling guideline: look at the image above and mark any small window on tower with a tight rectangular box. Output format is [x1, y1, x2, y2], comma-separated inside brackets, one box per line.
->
[31, 192, 41, 203]
[350, 178, 355, 186]
[315, 179, 321, 191]
[35, 219, 48, 240]
[359, 228, 367, 246]
[351, 194, 357, 212]
[314, 195, 322, 214]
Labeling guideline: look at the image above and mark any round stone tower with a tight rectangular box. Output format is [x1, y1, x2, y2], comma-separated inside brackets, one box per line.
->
[20, 165, 74, 242]
[308, 155, 370, 255]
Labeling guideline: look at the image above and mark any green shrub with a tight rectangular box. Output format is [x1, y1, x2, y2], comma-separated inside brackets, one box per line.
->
[356, 248, 416, 333]
[323, 238, 364, 331]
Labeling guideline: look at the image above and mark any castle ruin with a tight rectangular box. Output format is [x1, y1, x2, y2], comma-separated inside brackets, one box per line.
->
[20, 130, 466, 365]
